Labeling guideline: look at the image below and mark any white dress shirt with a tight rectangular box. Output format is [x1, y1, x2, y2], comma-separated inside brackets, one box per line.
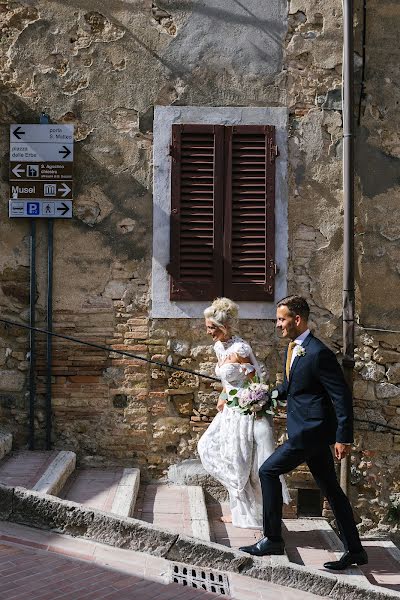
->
[289, 329, 310, 369]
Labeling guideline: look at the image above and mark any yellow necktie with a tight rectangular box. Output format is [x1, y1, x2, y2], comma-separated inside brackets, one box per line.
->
[286, 341, 297, 380]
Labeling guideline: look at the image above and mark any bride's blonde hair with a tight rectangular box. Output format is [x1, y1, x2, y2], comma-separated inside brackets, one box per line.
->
[204, 297, 239, 335]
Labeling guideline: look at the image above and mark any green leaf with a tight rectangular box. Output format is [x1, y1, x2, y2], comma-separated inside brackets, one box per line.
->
[278, 401, 286, 407]
[271, 390, 279, 399]
[265, 409, 275, 415]
[229, 389, 238, 396]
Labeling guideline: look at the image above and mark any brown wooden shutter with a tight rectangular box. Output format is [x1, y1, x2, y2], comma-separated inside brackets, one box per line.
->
[223, 125, 276, 301]
[169, 124, 224, 301]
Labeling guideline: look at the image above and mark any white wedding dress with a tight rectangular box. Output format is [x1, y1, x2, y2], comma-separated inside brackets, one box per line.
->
[198, 336, 290, 529]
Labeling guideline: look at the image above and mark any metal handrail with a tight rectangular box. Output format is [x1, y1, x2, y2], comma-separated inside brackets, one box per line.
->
[1, 316, 399, 435]
[0, 317, 219, 382]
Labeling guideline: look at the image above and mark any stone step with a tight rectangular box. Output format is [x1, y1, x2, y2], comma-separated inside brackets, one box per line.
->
[283, 516, 367, 584]
[133, 482, 197, 538]
[0, 429, 12, 461]
[0, 449, 75, 493]
[1, 483, 399, 599]
[59, 466, 140, 518]
[134, 482, 400, 593]
[133, 482, 211, 541]
[33, 450, 76, 496]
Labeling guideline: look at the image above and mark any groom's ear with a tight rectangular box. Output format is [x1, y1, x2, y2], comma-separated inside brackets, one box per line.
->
[294, 314, 302, 326]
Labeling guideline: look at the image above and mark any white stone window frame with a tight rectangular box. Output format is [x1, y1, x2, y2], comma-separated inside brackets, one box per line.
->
[151, 106, 288, 319]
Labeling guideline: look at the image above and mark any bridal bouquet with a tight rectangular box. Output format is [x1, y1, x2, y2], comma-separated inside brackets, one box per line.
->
[226, 375, 284, 417]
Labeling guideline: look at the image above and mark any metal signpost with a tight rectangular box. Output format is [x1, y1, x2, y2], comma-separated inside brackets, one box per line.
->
[9, 120, 74, 450]
[9, 124, 74, 218]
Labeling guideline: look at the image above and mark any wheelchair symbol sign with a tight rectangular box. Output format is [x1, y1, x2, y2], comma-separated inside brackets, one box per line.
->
[27, 202, 40, 216]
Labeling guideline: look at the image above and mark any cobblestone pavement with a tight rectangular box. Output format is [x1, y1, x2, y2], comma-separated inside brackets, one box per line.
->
[0, 521, 329, 600]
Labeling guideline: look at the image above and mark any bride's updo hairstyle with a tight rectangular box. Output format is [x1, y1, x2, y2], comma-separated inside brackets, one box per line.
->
[204, 297, 239, 336]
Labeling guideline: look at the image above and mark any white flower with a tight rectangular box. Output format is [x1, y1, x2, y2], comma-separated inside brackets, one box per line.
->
[296, 346, 306, 357]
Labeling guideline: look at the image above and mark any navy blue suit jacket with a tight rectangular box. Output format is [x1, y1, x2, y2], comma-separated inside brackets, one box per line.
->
[277, 333, 354, 449]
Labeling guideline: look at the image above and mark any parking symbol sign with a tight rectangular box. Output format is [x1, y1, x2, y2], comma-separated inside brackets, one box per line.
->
[27, 202, 40, 216]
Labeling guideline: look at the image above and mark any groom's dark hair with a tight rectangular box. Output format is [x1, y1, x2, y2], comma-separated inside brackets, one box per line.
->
[277, 295, 310, 320]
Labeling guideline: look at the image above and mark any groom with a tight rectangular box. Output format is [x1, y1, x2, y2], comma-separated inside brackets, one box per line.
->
[239, 295, 367, 570]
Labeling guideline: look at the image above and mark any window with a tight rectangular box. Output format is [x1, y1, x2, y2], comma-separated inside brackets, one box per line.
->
[151, 106, 288, 319]
[168, 124, 277, 302]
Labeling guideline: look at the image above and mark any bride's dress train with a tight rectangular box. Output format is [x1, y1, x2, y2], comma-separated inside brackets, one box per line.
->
[198, 337, 290, 529]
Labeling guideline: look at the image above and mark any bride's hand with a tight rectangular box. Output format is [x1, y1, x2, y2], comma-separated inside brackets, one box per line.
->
[220, 352, 239, 365]
[217, 396, 226, 412]
[221, 352, 251, 365]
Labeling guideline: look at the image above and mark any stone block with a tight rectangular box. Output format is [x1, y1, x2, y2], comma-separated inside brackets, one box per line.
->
[87, 512, 177, 556]
[0, 484, 13, 519]
[270, 557, 337, 596]
[360, 362, 385, 382]
[322, 88, 342, 111]
[330, 580, 400, 600]
[387, 363, 400, 384]
[168, 459, 227, 501]
[0, 428, 12, 460]
[165, 533, 253, 573]
[110, 468, 140, 518]
[33, 451, 76, 496]
[376, 383, 400, 399]
[172, 394, 194, 415]
[187, 486, 211, 541]
[373, 348, 400, 365]
[237, 556, 273, 580]
[359, 432, 393, 452]
[353, 380, 376, 401]
[153, 417, 190, 434]
[11, 487, 95, 533]
[0, 370, 25, 392]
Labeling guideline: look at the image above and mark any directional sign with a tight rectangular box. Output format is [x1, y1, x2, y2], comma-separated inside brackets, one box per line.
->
[10, 124, 73, 144]
[10, 182, 72, 200]
[9, 124, 74, 219]
[10, 162, 73, 181]
[9, 200, 72, 219]
[10, 142, 73, 162]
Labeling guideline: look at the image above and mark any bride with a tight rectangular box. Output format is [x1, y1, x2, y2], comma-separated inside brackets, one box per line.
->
[198, 297, 290, 529]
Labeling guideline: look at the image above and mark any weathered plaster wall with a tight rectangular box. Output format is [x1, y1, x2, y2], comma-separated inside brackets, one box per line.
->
[0, 0, 399, 531]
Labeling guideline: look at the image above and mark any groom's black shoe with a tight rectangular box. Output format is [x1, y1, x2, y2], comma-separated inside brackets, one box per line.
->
[323, 549, 368, 571]
[239, 536, 285, 556]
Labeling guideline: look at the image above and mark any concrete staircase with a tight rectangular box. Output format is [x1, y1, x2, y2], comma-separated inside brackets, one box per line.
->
[0, 442, 399, 597]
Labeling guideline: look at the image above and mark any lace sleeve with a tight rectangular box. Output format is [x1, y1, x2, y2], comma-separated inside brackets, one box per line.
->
[233, 340, 252, 359]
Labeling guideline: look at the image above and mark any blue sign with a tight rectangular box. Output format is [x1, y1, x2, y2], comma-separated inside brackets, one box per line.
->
[27, 202, 40, 215]
[9, 200, 72, 219]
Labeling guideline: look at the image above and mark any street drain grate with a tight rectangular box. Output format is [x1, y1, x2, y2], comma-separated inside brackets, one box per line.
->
[169, 562, 230, 595]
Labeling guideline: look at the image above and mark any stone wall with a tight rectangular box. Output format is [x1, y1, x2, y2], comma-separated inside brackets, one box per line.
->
[0, 0, 399, 530]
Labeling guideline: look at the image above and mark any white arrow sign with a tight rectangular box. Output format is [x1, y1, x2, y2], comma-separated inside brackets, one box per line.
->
[59, 183, 71, 197]
[10, 124, 73, 143]
[10, 142, 73, 162]
[11, 164, 25, 178]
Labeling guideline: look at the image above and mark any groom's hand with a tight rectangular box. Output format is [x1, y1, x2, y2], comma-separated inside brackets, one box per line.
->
[334, 442, 352, 460]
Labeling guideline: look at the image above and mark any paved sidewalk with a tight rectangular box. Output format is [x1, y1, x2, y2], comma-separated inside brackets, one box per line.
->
[0, 521, 329, 600]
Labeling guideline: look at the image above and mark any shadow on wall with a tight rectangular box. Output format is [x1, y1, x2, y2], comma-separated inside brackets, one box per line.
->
[0, 84, 151, 262]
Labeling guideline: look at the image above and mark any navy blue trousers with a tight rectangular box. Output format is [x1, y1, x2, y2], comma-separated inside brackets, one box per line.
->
[258, 441, 362, 553]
